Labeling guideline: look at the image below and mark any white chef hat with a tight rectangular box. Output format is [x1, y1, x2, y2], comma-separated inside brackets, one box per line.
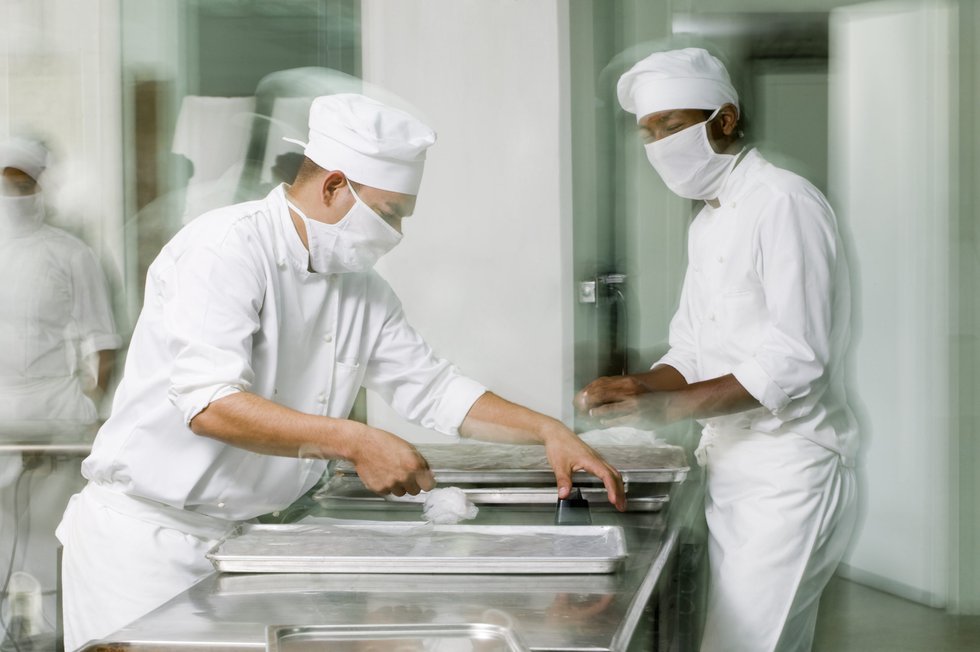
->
[0, 137, 49, 182]
[284, 93, 436, 195]
[617, 47, 739, 123]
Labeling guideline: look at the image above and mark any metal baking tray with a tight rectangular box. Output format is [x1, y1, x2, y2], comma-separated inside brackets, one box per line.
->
[315, 478, 670, 512]
[268, 623, 530, 651]
[329, 442, 689, 485]
[215, 567, 620, 595]
[207, 523, 627, 575]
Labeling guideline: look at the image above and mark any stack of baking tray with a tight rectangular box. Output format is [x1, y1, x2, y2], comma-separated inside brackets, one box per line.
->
[316, 440, 689, 512]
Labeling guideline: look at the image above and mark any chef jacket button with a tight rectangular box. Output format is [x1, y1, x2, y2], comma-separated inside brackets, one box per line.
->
[317, 393, 326, 403]
[709, 313, 716, 321]
[323, 333, 333, 343]
[217, 502, 225, 508]
[717, 256, 724, 263]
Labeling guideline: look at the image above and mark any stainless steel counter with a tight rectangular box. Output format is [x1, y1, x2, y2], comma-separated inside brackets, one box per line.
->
[82, 478, 703, 652]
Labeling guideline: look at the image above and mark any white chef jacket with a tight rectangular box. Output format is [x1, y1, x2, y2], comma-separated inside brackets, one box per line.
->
[0, 223, 121, 422]
[656, 149, 858, 465]
[81, 184, 486, 521]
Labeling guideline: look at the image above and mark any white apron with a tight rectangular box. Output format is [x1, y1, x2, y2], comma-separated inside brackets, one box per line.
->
[56, 483, 240, 651]
[697, 428, 856, 652]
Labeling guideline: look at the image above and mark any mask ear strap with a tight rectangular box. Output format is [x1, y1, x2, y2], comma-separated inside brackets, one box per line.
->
[285, 199, 311, 222]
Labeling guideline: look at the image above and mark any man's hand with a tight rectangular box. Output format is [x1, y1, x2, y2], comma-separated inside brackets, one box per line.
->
[458, 393, 626, 511]
[541, 425, 626, 512]
[574, 375, 674, 428]
[347, 426, 436, 497]
[574, 375, 651, 414]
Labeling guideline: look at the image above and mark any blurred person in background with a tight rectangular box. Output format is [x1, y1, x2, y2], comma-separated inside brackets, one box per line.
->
[0, 137, 121, 424]
[57, 93, 625, 650]
[575, 48, 857, 652]
[0, 136, 121, 645]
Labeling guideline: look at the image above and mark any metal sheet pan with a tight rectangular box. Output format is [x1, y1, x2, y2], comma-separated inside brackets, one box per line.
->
[207, 523, 627, 575]
[268, 623, 530, 652]
[315, 480, 669, 512]
[329, 442, 689, 485]
[214, 567, 620, 595]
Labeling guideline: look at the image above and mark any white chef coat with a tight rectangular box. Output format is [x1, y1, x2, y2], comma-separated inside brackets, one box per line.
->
[653, 149, 858, 652]
[0, 223, 121, 422]
[0, 221, 119, 647]
[655, 148, 857, 465]
[79, 183, 486, 520]
[58, 184, 487, 650]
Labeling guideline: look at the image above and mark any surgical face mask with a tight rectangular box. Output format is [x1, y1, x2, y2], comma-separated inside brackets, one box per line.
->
[286, 183, 403, 274]
[0, 192, 45, 239]
[644, 108, 739, 201]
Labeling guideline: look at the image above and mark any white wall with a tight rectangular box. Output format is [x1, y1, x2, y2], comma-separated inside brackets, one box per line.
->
[360, 0, 574, 442]
[829, 0, 954, 607]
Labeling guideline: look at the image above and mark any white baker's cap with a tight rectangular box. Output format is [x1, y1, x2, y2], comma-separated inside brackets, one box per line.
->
[284, 93, 436, 195]
[617, 48, 739, 123]
[0, 137, 49, 182]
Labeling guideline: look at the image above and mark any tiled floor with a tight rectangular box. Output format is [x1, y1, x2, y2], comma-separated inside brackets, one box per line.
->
[813, 577, 980, 651]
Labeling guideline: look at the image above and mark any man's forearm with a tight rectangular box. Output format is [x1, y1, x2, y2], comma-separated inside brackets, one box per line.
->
[634, 364, 691, 392]
[667, 373, 760, 422]
[189, 391, 363, 460]
[459, 392, 565, 445]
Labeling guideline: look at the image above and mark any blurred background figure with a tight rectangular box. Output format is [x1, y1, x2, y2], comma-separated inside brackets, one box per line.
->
[0, 136, 121, 648]
[0, 137, 121, 425]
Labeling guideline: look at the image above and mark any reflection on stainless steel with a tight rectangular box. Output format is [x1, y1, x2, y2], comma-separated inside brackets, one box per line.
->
[207, 523, 628, 574]
[268, 623, 530, 652]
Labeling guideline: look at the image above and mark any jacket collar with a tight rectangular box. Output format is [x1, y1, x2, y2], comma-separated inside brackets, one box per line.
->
[713, 147, 762, 208]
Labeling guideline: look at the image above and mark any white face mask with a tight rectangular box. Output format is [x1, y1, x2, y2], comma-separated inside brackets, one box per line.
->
[286, 183, 403, 274]
[0, 193, 45, 239]
[644, 108, 739, 201]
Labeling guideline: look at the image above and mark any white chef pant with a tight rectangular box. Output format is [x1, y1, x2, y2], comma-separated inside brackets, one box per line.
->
[697, 430, 856, 652]
[56, 483, 236, 651]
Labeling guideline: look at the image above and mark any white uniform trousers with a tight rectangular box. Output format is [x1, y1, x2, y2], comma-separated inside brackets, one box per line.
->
[56, 483, 238, 651]
[698, 430, 857, 652]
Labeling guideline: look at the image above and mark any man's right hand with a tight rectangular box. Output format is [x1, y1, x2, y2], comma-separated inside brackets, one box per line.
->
[347, 426, 435, 497]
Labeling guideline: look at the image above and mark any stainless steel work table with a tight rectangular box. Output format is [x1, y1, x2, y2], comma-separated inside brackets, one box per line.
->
[82, 477, 703, 652]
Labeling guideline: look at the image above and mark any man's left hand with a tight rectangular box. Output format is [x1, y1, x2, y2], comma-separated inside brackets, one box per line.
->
[541, 426, 626, 512]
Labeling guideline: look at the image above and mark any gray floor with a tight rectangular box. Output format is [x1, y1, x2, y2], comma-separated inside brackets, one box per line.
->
[813, 577, 980, 652]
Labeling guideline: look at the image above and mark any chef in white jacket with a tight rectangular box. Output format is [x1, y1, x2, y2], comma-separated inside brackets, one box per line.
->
[57, 93, 625, 651]
[574, 49, 857, 652]
[1, 138, 121, 644]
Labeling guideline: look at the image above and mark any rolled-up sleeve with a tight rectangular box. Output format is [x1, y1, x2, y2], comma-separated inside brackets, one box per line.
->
[363, 287, 486, 438]
[732, 193, 837, 418]
[160, 232, 265, 424]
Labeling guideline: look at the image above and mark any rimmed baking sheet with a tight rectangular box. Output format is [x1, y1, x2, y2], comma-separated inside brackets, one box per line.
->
[268, 623, 530, 652]
[314, 480, 669, 512]
[329, 442, 689, 485]
[207, 523, 627, 575]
